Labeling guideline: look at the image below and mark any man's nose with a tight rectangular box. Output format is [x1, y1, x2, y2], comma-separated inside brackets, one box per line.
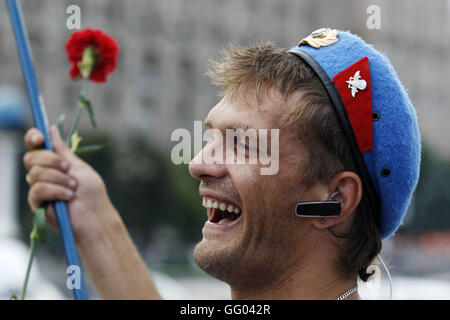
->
[189, 148, 227, 181]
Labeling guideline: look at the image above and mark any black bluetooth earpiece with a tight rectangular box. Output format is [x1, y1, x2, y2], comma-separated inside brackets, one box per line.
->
[295, 191, 341, 217]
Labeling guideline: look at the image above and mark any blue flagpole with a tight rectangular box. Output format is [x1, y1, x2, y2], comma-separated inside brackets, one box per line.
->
[6, 0, 88, 300]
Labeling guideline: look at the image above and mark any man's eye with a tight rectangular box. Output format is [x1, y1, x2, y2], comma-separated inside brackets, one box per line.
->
[205, 133, 217, 144]
[236, 139, 249, 150]
[236, 139, 256, 160]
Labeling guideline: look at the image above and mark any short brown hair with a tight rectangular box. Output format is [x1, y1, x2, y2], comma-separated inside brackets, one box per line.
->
[207, 41, 382, 281]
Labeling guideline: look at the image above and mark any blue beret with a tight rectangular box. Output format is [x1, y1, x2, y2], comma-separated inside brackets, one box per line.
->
[289, 29, 421, 238]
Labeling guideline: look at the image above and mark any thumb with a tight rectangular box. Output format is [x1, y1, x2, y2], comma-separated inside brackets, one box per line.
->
[50, 125, 77, 161]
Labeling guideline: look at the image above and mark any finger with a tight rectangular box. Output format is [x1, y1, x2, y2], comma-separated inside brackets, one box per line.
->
[24, 128, 45, 150]
[26, 173, 31, 185]
[28, 182, 75, 211]
[27, 166, 78, 190]
[45, 203, 60, 232]
[50, 125, 77, 161]
[23, 150, 70, 172]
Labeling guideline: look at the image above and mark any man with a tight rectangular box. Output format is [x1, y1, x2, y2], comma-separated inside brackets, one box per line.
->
[22, 29, 421, 299]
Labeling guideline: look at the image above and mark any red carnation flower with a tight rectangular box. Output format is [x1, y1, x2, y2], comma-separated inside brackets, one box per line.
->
[65, 29, 119, 83]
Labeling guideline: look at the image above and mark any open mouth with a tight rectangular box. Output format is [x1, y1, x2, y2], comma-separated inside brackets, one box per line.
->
[202, 197, 242, 224]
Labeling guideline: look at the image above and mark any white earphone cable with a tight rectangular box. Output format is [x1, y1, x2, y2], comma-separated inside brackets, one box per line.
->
[377, 254, 393, 300]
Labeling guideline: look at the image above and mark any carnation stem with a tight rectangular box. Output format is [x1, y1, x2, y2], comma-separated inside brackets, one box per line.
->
[66, 78, 89, 147]
[80, 77, 88, 97]
[66, 106, 82, 147]
[20, 237, 36, 300]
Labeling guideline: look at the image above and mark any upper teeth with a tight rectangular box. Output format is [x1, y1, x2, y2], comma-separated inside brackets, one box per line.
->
[202, 198, 241, 214]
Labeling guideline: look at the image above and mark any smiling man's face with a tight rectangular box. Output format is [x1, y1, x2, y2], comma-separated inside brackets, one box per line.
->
[189, 88, 328, 291]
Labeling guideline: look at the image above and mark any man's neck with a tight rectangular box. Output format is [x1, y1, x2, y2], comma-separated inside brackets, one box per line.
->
[230, 254, 359, 300]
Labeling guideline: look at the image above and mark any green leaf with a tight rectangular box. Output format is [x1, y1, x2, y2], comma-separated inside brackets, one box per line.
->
[57, 114, 66, 139]
[10, 294, 18, 300]
[78, 95, 96, 129]
[30, 207, 47, 244]
[75, 143, 112, 156]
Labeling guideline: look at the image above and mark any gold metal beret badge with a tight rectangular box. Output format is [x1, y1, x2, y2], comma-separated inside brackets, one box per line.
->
[298, 28, 339, 48]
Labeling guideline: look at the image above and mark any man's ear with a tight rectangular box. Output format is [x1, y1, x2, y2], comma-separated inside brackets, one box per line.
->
[312, 171, 362, 230]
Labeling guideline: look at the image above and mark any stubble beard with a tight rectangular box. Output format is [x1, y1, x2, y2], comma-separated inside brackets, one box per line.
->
[192, 205, 298, 292]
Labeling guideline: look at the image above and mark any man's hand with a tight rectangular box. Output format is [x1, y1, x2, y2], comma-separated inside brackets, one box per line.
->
[22, 125, 162, 299]
[23, 125, 114, 240]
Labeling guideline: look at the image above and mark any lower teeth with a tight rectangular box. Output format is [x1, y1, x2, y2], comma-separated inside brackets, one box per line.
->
[209, 207, 242, 224]
[218, 218, 235, 224]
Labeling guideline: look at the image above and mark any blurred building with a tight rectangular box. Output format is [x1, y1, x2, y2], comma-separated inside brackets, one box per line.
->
[0, 0, 449, 158]
[0, 87, 26, 237]
[0, 0, 449, 300]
